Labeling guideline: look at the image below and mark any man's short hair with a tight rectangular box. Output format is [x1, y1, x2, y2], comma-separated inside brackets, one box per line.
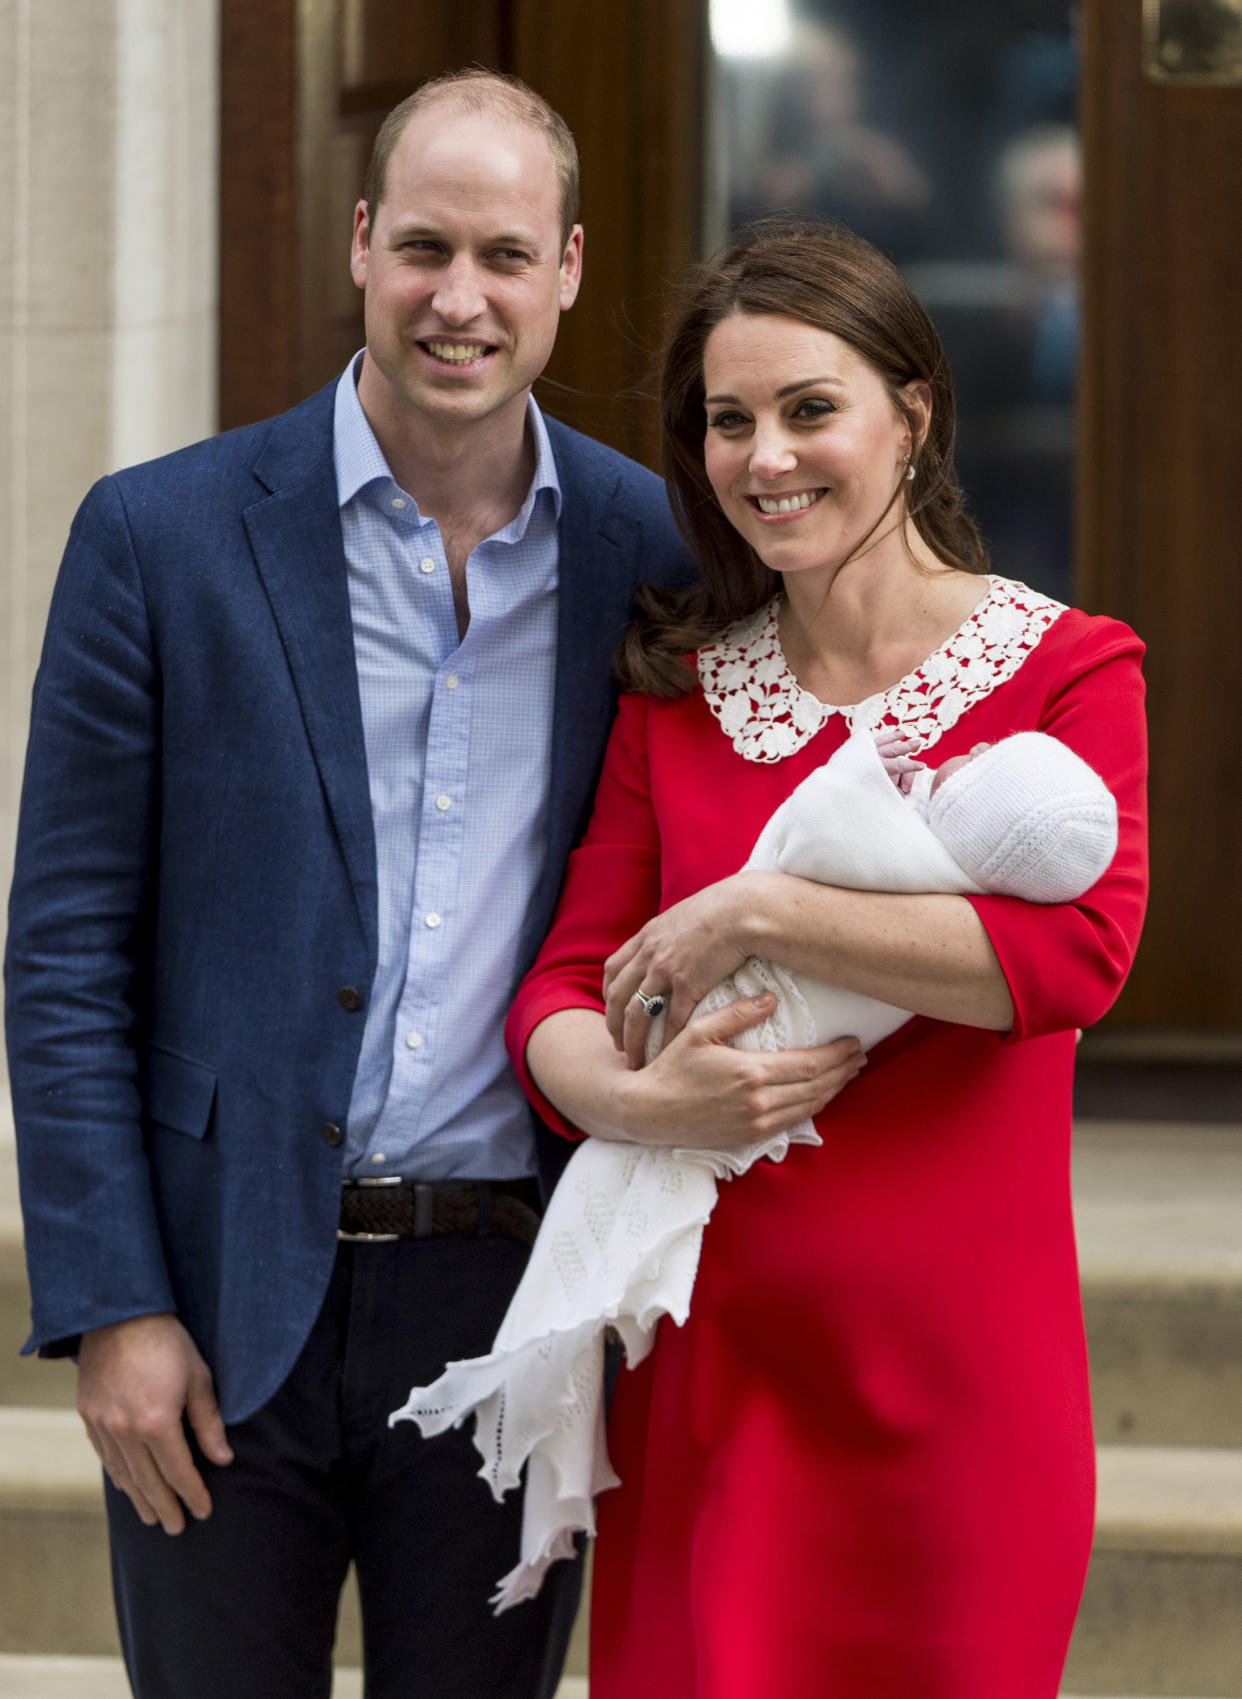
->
[362, 69, 580, 248]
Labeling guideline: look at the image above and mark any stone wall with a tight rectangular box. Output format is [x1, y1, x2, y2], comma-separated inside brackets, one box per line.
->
[0, 0, 219, 1137]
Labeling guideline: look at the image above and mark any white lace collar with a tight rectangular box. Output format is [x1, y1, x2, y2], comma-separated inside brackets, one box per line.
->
[697, 575, 1068, 764]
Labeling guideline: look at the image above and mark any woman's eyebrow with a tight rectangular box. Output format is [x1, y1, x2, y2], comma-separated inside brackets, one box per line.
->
[704, 374, 846, 405]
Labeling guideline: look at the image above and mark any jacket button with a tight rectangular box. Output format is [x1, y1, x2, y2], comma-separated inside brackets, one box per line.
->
[320, 1122, 343, 1148]
[337, 986, 363, 1012]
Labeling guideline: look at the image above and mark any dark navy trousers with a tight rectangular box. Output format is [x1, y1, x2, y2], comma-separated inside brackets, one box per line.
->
[106, 1233, 582, 1698]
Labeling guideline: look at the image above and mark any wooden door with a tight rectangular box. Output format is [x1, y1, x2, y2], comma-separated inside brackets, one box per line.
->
[1077, 0, 1242, 1042]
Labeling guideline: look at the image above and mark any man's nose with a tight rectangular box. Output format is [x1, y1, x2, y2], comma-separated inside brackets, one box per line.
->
[430, 256, 486, 325]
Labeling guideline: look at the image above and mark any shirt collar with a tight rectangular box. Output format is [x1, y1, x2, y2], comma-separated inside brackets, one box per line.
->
[332, 350, 562, 526]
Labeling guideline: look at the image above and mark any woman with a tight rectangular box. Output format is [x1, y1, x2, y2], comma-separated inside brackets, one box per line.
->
[505, 221, 1147, 1698]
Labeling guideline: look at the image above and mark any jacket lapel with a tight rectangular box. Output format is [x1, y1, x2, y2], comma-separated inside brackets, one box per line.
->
[522, 420, 642, 967]
[244, 388, 379, 963]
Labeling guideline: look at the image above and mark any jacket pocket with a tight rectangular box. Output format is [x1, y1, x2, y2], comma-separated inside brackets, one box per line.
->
[143, 1043, 217, 1139]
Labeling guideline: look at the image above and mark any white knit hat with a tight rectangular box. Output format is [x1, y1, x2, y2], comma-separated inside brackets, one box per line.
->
[927, 732, 1118, 904]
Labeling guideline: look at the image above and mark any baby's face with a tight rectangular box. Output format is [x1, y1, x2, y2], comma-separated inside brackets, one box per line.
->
[930, 742, 993, 796]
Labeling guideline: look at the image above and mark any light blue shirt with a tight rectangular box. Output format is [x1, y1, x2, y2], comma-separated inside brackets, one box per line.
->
[334, 355, 560, 1180]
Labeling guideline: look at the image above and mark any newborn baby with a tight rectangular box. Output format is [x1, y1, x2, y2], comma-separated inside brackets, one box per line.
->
[646, 725, 1120, 1061]
[393, 727, 1119, 1610]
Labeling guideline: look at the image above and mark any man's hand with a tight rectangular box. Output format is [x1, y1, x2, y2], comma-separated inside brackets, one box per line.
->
[77, 1313, 233, 1534]
[619, 993, 866, 1147]
[604, 873, 771, 1068]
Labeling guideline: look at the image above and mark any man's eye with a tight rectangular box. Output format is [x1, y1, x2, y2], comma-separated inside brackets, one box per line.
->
[493, 249, 529, 265]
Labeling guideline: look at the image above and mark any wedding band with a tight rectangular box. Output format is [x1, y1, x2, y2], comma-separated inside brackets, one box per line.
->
[633, 988, 667, 1019]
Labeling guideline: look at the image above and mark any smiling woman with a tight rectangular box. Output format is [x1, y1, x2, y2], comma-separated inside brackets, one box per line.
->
[616, 219, 987, 699]
[507, 215, 1148, 1699]
[701, 314, 931, 593]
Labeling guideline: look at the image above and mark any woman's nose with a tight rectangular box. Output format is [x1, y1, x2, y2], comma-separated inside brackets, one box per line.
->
[748, 426, 797, 479]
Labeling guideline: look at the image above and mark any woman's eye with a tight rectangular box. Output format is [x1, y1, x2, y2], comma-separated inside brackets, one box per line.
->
[794, 399, 836, 421]
[707, 411, 748, 431]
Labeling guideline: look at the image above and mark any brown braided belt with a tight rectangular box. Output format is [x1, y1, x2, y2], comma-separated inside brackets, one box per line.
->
[338, 1176, 542, 1249]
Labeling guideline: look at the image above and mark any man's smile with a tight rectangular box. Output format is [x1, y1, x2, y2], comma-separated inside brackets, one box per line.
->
[419, 339, 497, 367]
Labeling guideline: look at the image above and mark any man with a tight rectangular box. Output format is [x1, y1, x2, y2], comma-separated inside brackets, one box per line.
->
[5, 71, 692, 1698]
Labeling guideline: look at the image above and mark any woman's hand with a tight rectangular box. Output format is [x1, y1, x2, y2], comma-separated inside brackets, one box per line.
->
[525, 1002, 867, 1151]
[620, 994, 866, 1147]
[604, 872, 770, 1069]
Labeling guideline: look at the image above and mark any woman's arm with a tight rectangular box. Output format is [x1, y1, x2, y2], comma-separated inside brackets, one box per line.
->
[605, 877, 1012, 1069]
[525, 998, 867, 1149]
[506, 693, 870, 1146]
[605, 617, 1147, 1066]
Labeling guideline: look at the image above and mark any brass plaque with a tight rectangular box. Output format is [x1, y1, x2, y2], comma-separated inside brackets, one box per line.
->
[1144, 0, 1242, 81]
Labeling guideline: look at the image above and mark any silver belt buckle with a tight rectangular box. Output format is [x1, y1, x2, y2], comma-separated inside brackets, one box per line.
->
[338, 1173, 403, 1243]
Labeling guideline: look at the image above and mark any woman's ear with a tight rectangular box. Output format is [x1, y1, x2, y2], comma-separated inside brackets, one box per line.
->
[902, 378, 933, 457]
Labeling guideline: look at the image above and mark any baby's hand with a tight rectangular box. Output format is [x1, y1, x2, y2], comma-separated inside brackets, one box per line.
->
[874, 731, 926, 797]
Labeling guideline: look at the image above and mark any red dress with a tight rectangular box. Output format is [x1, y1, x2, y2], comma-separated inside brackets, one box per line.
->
[506, 580, 1148, 1699]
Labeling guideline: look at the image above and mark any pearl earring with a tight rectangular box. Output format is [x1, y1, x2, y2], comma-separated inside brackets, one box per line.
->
[902, 454, 916, 483]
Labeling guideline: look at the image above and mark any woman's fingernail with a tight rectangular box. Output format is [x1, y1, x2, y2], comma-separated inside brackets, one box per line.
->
[753, 993, 775, 1008]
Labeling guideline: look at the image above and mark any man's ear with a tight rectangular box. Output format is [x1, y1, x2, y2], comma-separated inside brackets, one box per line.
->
[559, 225, 584, 312]
[350, 201, 371, 291]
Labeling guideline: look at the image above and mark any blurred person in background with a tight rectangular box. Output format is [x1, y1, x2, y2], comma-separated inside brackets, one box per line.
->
[728, 18, 933, 263]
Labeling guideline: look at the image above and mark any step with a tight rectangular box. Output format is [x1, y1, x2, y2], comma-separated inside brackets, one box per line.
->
[1073, 1123, 1242, 1446]
[1063, 1445, 1242, 1696]
[0, 1407, 589, 1675]
[0, 1673, 1217, 1699]
[0, 1407, 368, 1661]
[0, 1146, 74, 1408]
[0, 1656, 589, 1697]
[3, 1422, 1238, 1690]
[0, 1410, 117, 1658]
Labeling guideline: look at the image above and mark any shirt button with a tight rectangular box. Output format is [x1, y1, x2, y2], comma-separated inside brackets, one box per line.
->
[370, 1152, 388, 1164]
[391, 497, 406, 510]
[435, 794, 452, 813]
[337, 986, 363, 1012]
[320, 1122, 343, 1148]
[419, 557, 436, 574]
[424, 912, 442, 929]
[405, 1031, 423, 1049]
[445, 674, 459, 691]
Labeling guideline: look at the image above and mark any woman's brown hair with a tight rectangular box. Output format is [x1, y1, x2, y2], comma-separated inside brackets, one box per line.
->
[617, 218, 987, 697]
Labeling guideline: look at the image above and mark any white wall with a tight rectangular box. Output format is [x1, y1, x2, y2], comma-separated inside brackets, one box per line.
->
[0, 0, 219, 1138]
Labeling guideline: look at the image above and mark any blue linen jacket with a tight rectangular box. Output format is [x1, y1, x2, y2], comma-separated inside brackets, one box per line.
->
[4, 381, 694, 1423]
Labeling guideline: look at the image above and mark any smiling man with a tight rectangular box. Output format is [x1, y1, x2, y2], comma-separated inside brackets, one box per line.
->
[5, 70, 691, 1699]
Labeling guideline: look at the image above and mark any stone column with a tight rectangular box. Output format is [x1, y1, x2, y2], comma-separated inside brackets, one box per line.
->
[0, 0, 218, 1137]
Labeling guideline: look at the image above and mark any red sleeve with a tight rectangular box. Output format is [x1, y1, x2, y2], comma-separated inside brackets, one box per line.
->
[965, 615, 1148, 1041]
[505, 692, 663, 1136]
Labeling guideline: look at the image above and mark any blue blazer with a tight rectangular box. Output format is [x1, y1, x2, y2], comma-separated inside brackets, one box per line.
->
[5, 382, 694, 1422]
